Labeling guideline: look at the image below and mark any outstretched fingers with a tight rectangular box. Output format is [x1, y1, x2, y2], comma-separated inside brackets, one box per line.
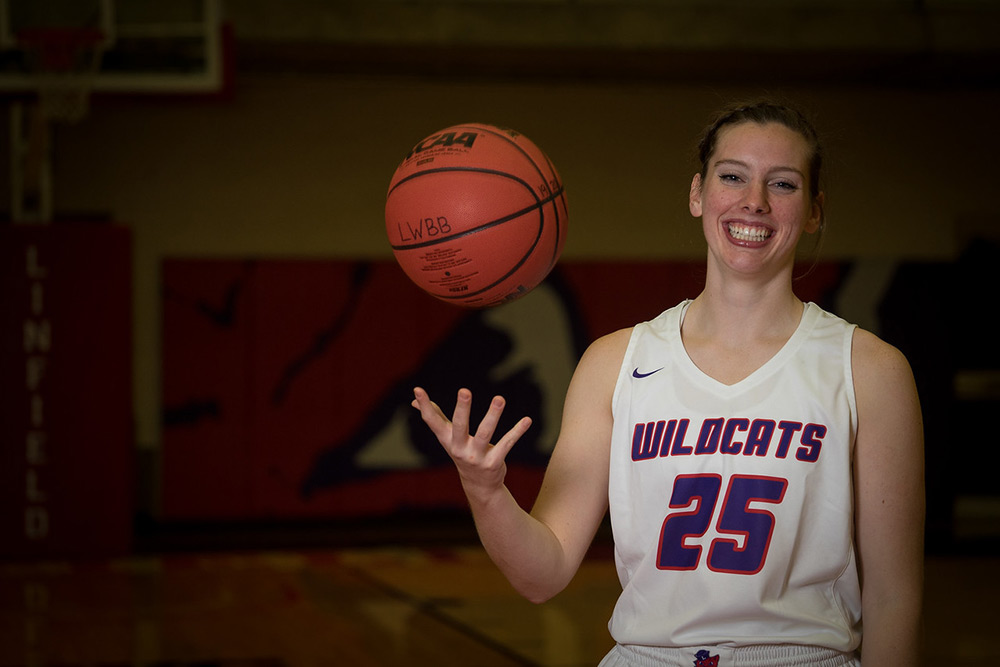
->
[411, 386, 531, 462]
[493, 414, 533, 462]
[411, 386, 477, 455]
[473, 394, 506, 445]
[412, 386, 533, 498]
[475, 395, 531, 462]
[451, 388, 474, 449]
[411, 386, 452, 443]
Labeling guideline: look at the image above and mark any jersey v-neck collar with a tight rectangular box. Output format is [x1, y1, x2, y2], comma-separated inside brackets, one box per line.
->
[671, 299, 819, 395]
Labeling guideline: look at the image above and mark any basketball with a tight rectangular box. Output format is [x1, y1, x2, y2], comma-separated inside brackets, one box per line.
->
[385, 123, 568, 308]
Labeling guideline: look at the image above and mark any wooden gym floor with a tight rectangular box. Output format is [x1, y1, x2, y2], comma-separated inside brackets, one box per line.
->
[1, 537, 998, 666]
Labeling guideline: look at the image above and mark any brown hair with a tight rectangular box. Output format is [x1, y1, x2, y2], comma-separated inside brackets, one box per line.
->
[697, 100, 824, 199]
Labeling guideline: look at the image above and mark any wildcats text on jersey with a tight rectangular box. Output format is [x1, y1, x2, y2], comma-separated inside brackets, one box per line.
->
[631, 417, 826, 463]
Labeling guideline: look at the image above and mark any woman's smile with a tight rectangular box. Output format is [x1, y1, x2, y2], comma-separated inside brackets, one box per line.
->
[725, 221, 774, 244]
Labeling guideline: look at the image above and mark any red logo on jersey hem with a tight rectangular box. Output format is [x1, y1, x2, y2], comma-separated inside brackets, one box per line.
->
[693, 649, 720, 667]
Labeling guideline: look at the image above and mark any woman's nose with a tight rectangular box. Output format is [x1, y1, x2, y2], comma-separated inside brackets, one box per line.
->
[741, 183, 769, 213]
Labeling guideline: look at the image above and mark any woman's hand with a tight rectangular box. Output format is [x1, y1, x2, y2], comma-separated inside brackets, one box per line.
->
[407, 329, 625, 603]
[411, 386, 532, 502]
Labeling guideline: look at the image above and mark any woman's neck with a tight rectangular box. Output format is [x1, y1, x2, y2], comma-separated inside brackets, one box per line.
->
[678, 260, 805, 385]
[688, 258, 803, 341]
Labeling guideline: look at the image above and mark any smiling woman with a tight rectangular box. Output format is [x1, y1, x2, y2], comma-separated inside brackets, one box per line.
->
[689, 117, 823, 284]
[410, 99, 925, 666]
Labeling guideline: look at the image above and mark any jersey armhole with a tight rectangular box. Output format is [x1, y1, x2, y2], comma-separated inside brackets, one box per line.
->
[611, 324, 643, 409]
[845, 325, 860, 444]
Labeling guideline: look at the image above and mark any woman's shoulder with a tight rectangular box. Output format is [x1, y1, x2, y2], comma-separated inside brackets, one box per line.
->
[581, 327, 634, 368]
[851, 327, 917, 403]
[851, 327, 910, 371]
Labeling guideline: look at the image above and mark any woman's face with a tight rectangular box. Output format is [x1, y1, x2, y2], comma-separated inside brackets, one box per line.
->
[689, 121, 823, 278]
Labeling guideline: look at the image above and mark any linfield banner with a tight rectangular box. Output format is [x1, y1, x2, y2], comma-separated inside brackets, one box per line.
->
[0, 224, 132, 558]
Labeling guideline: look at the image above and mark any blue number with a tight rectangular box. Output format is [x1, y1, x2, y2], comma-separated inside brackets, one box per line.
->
[657, 474, 787, 574]
[708, 476, 786, 574]
[657, 475, 721, 570]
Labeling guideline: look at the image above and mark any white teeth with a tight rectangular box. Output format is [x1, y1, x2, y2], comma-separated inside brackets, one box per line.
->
[728, 223, 771, 242]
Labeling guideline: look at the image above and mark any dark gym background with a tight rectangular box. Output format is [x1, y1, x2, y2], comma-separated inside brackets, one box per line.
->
[1, 2, 997, 665]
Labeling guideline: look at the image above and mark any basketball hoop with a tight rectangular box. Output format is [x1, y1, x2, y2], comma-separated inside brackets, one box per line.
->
[16, 27, 106, 123]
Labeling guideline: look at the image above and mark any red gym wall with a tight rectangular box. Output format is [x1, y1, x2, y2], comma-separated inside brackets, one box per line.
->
[160, 258, 847, 522]
[0, 236, 977, 549]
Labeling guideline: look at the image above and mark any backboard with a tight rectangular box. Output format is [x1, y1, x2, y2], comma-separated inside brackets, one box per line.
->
[0, 0, 229, 97]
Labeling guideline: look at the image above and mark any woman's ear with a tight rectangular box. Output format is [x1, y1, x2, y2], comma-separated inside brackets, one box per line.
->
[805, 191, 825, 234]
[689, 173, 703, 218]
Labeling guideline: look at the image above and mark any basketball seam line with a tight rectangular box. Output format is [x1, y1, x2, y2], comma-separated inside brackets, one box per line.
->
[388, 185, 565, 252]
[387, 165, 552, 197]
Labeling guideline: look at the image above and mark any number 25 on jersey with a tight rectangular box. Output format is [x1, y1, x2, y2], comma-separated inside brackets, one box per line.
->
[657, 474, 787, 575]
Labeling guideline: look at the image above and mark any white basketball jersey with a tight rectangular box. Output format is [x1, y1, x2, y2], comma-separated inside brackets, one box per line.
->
[608, 300, 861, 651]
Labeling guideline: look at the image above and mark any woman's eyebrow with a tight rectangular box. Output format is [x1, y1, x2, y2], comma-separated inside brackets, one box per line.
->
[713, 158, 805, 177]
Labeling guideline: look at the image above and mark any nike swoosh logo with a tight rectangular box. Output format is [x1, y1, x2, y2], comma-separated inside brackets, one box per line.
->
[632, 367, 663, 379]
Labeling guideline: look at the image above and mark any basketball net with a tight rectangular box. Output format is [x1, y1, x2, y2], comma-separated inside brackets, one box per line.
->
[8, 28, 106, 223]
[16, 27, 106, 124]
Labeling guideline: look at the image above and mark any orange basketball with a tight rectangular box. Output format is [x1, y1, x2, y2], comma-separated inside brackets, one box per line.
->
[385, 123, 568, 308]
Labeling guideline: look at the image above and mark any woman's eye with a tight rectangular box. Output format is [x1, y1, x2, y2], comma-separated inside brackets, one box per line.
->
[719, 173, 742, 183]
[771, 180, 798, 191]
